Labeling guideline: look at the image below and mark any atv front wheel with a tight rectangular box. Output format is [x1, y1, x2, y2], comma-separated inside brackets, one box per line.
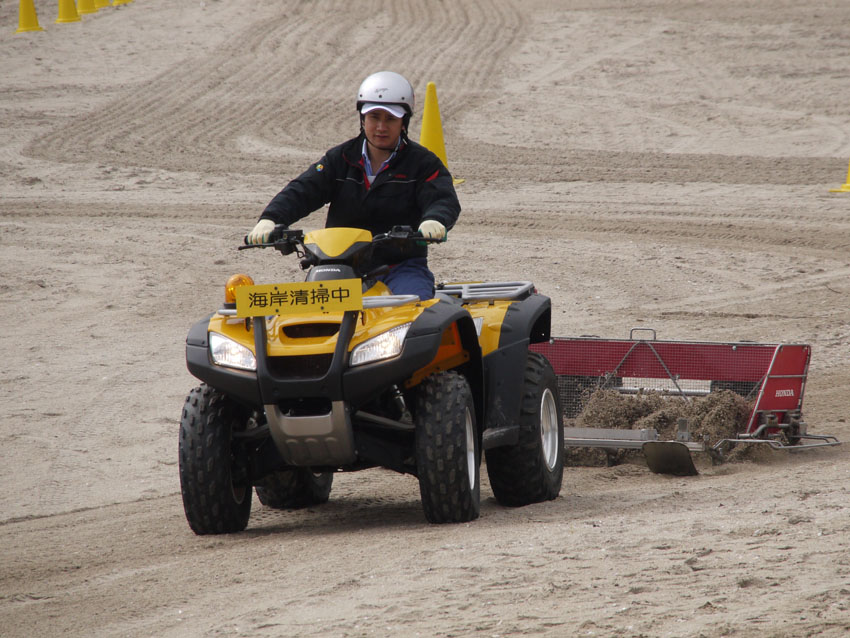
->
[255, 469, 333, 509]
[486, 352, 564, 507]
[179, 384, 252, 534]
[414, 371, 480, 524]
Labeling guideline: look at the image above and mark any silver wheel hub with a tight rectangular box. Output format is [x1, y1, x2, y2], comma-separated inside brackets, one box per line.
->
[464, 407, 477, 490]
[540, 388, 559, 471]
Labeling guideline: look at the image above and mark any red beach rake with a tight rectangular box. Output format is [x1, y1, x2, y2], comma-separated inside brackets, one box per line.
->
[532, 328, 840, 475]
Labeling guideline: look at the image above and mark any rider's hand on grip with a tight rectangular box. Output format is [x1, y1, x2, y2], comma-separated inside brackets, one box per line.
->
[418, 219, 446, 241]
[245, 219, 276, 245]
[268, 224, 289, 244]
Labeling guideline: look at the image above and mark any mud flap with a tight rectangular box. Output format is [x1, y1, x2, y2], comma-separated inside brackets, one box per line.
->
[642, 441, 699, 476]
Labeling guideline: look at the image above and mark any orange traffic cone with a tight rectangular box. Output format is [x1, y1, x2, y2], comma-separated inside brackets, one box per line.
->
[77, 0, 98, 14]
[419, 82, 464, 185]
[15, 0, 44, 33]
[56, 0, 81, 23]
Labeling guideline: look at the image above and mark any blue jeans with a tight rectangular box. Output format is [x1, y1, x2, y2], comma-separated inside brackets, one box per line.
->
[378, 258, 435, 300]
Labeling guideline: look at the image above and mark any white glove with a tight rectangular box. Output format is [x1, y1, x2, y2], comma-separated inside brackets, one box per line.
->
[418, 219, 447, 241]
[246, 219, 276, 245]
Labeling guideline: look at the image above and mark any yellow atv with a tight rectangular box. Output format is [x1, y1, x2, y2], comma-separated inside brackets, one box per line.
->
[179, 225, 563, 533]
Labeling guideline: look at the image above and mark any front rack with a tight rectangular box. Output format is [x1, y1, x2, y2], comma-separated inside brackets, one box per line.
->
[218, 281, 536, 316]
[217, 293, 422, 317]
[363, 294, 421, 308]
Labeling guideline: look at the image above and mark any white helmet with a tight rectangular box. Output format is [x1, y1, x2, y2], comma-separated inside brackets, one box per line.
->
[356, 71, 415, 118]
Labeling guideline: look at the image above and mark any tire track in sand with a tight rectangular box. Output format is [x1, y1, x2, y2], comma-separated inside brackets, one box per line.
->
[26, 0, 525, 178]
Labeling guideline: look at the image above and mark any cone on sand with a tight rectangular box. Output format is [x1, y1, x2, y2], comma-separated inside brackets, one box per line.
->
[56, 0, 81, 23]
[419, 82, 464, 185]
[830, 157, 850, 192]
[94, 0, 113, 8]
[15, 0, 44, 33]
[77, 0, 99, 15]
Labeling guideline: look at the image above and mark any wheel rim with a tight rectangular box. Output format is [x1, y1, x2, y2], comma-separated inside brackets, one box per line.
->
[540, 388, 559, 471]
[464, 407, 477, 491]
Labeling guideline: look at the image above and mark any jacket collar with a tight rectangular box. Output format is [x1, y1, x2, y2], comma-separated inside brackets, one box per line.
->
[344, 133, 407, 167]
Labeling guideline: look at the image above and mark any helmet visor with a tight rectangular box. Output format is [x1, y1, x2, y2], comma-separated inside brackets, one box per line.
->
[360, 102, 406, 119]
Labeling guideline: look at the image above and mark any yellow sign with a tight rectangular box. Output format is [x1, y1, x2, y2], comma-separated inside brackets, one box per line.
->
[235, 279, 363, 317]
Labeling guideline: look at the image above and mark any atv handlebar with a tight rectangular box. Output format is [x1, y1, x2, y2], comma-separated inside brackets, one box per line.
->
[239, 226, 303, 253]
[372, 225, 442, 244]
[239, 225, 442, 252]
[238, 224, 443, 279]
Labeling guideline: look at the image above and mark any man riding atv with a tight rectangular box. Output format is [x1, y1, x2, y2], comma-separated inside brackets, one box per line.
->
[246, 71, 460, 301]
[178, 73, 563, 535]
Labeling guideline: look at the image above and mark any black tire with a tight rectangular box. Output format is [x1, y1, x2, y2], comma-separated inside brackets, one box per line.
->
[414, 371, 480, 524]
[255, 469, 333, 509]
[486, 352, 564, 507]
[179, 385, 252, 534]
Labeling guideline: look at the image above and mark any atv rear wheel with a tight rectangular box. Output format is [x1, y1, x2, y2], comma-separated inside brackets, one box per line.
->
[255, 469, 333, 509]
[414, 371, 480, 524]
[486, 352, 564, 507]
[179, 384, 252, 534]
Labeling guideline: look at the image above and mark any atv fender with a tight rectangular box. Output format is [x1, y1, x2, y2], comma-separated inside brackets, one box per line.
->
[185, 315, 262, 407]
[482, 294, 552, 448]
[345, 301, 484, 424]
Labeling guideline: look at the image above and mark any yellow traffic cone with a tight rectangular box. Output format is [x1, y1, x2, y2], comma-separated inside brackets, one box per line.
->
[419, 82, 464, 185]
[15, 0, 44, 33]
[77, 0, 98, 14]
[56, 0, 81, 23]
[94, 0, 112, 7]
[113, 0, 133, 5]
[830, 157, 850, 192]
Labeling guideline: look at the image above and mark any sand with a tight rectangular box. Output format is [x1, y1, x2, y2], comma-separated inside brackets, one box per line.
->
[2, 1, 850, 636]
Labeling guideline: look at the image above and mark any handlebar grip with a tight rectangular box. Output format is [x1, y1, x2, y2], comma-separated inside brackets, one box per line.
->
[268, 224, 289, 243]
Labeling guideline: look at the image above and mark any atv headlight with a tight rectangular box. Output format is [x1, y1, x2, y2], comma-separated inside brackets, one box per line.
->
[350, 322, 412, 367]
[209, 332, 256, 371]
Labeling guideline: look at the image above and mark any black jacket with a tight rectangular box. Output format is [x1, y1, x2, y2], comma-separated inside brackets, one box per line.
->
[261, 134, 461, 264]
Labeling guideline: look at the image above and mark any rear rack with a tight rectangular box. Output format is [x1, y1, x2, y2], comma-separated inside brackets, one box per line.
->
[437, 281, 534, 302]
